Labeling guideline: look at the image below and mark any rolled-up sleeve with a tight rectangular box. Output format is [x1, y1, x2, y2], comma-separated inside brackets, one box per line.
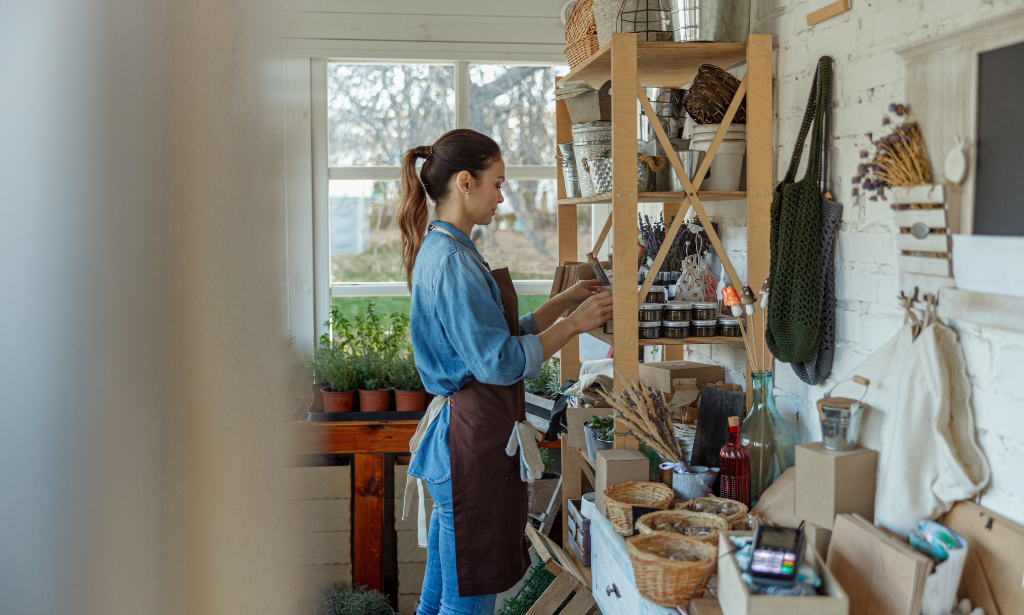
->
[435, 252, 542, 385]
[519, 312, 540, 335]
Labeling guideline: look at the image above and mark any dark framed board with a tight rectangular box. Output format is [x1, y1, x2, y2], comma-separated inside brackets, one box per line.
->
[975, 40, 1024, 236]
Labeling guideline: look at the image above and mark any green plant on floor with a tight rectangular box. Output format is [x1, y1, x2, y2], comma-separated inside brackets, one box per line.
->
[538, 447, 558, 480]
[390, 353, 423, 391]
[306, 583, 392, 615]
[496, 563, 574, 615]
[525, 358, 561, 397]
[319, 344, 357, 392]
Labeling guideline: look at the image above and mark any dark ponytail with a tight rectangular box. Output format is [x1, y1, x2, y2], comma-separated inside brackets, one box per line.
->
[398, 129, 501, 289]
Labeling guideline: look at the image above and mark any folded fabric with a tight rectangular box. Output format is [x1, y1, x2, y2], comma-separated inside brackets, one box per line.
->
[564, 358, 615, 403]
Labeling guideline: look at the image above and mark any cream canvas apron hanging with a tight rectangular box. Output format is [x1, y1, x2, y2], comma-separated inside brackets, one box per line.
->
[830, 315, 990, 536]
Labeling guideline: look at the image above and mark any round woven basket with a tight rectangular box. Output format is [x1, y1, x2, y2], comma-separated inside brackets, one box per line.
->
[603, 481, 674, 536]
[684, 64, 747, 125]
[564, 0, 600, 69]
[635, 510, 729, 544]
[671, 496, 749, 528]
[626, 532, 718, 606]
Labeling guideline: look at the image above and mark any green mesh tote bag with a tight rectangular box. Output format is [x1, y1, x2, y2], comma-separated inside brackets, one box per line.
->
[766, 57, 832, 364]
[792, 57, 842, 385]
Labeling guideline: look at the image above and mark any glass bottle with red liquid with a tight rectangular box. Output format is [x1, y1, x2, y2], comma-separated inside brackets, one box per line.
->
[719, 415, 751, 506]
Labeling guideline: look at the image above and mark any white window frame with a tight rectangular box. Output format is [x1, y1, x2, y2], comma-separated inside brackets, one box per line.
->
[317, 59, 562, 307]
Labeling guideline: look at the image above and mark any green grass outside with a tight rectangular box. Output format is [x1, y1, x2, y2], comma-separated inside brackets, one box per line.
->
[331, 294, 549, 323]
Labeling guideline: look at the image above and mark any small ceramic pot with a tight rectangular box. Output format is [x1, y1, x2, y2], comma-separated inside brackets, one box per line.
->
[395, 389, 426, 412]
[359, 389, 393, 412]
[322, 388, 355, 413]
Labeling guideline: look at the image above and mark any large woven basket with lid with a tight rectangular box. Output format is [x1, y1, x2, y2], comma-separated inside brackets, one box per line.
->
[564, 0, 599, 68]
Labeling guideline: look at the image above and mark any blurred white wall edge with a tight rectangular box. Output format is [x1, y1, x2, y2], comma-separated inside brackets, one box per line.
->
[0, 1, 294, 615]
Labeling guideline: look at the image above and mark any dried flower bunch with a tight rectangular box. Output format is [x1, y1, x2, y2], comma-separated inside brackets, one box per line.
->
[638, 214, 715, 271]
[851, 103, 933, 201]
[599, 380, 682, 464]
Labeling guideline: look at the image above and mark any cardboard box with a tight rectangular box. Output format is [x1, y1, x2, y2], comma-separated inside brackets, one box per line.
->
[718, 531, 849, 615]
[594, 449, 648, 516]
[637, 360, 724, 395]
[795, 442, 877, 530]
[804, 522, 832, 560]
[940, 501, 1024, 615]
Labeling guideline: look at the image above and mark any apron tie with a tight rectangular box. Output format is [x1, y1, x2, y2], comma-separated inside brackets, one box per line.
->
[505, 421, 545, 483]
[402, 394, 449, 548]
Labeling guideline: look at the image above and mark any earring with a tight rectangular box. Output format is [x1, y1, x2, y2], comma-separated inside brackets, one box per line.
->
[465, 191, 469, 194]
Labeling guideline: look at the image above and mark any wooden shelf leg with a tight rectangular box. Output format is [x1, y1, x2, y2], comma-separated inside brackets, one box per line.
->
[353, 452, 385, 590]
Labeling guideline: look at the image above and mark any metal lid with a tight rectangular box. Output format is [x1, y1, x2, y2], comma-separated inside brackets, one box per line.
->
[717, 317, 739, 325]
[640, 302, 664, 310]
[692, 302, 718, 309]
[665, 301, 692, 310]
[692, 320, 718, 326]
[639, 321, 661, 328]
[647, 285, 666, 292]
[663, 320, 690, 327]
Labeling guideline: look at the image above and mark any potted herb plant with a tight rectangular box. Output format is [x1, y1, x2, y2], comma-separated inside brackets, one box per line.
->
[354, 354, 393, 413]
[307, 582, 394, 615]
[391, 353, 425, 412]
[319, 344, 356, 413]
[527, 447, 561, 515]
[525, 358, 561, 399]
[584, 415, 614, 462]
[330, 301, 411, 414]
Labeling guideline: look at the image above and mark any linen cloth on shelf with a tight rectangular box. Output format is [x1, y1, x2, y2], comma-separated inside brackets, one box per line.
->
[830, 322, 990, 536]
[564, 358, 615, 403]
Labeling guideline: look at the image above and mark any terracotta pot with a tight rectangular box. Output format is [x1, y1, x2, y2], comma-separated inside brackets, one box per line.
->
[322, 388, 355, 413]
[359, 389, 393, 413]
[395, 389, 426, 412]
[311, 383, 329, 412]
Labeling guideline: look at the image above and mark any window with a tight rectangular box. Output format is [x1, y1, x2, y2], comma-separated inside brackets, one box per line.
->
[326, 61, 566, 317]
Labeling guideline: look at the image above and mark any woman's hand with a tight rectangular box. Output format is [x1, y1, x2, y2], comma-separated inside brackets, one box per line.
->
[562, 279, 604, 307]
[567, 291, 613, 334]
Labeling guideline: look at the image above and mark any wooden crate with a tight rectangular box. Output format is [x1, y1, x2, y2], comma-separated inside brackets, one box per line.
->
[567, 498, 592, 566]
[289, 465, 353, 600]
[293, 564, 353, 598]
[291, 531, 352, 566]
[398, 529, 427, 563]
[290, 499, 351, 533]
[287, 465, 351, 500]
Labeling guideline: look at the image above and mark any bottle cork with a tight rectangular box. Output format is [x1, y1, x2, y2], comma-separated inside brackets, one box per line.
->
[728, 416, 740, 427]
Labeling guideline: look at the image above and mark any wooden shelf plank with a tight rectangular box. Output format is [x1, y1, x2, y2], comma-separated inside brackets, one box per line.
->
[559, 41, 749, 88]
[584, 328, 745, 346]
[558, 190, 746, 206]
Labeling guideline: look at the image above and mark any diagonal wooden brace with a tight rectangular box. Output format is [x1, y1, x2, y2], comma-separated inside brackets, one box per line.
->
[636, 78, 749, 305]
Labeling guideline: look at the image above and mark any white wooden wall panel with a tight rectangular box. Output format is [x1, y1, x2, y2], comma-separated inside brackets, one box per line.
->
[284, 57, 316, 353]
[286, 12, 563, 45]
[285, 0, 565, 17]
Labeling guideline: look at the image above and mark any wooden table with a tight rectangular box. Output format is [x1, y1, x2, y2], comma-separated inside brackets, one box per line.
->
[290, 420, 418, 590]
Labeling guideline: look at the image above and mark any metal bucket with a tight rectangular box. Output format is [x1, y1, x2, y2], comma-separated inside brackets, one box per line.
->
[557, 142, 583, 198]
[586, 156, 661, 195]
[571, 121, 612, 197]
[657, 149, 706, 192]
[817, 397, 865, 451]
[672, 466, 719, 500]
[668, 0, 728, 42]
[641, 87, 687, 141]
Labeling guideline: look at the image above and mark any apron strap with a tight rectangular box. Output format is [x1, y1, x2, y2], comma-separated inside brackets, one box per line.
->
[402, 394, 450, 548]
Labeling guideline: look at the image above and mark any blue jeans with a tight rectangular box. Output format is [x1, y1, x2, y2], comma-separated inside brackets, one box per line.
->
[417, 478, 497, 615]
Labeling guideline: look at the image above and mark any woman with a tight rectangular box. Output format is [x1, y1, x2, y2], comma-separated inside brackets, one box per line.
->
[398, 129, 612, 615]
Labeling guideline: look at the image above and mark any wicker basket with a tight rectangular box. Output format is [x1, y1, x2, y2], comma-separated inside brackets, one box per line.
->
[671, 496, 749, 528]
[603, 481, 674, 536]
[635, 510, 729, 544]
[626, 532, 718, 606]
[564, 0, 599, 68]
[684, 64, 747, 125]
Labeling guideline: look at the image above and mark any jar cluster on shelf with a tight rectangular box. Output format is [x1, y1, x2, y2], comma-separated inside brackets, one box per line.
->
[602, 299, 745, 340]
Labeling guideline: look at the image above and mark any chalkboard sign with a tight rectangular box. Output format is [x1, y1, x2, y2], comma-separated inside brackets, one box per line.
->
[975, 41, 1024, 236]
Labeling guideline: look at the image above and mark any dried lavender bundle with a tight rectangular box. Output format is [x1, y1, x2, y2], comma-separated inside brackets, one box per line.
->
[852, 103, 933, 202]
[599, 379, 683, 464]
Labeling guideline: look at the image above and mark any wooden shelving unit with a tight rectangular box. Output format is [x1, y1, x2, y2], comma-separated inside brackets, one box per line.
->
[555, 33, 775, 550]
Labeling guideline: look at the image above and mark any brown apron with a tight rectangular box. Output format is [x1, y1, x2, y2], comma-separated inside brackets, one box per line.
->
[447, 266, 531, 597]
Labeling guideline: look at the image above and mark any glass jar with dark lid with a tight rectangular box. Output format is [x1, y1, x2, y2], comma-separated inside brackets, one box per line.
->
[663, 301, 692, 322]
[639, 321, 661, 339]
[691, 319, 718, 338]
[644, 285, 667, 304]
[692, 301, 718, 321]
[639, 303, 663, 322]
[717, 316, 742, 337]
[662, 320, 690, 339]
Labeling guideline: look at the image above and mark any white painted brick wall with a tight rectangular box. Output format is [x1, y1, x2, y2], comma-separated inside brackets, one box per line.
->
[681, 0, 1024, 525]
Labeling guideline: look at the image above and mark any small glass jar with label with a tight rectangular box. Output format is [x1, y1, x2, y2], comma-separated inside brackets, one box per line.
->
[603, 320, 614, 334]
[639, 303, 664, 322]
[639, 321, 662, 340]
[663, 301, 692, 322]
[691, 319, 718, 338]
[718, 316, 742, 337]
[692, 302, 718, 321]
[662, 321, 690, 339]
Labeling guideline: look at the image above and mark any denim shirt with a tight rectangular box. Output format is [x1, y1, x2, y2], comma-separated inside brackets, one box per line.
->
[407, 221, 543, 484]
